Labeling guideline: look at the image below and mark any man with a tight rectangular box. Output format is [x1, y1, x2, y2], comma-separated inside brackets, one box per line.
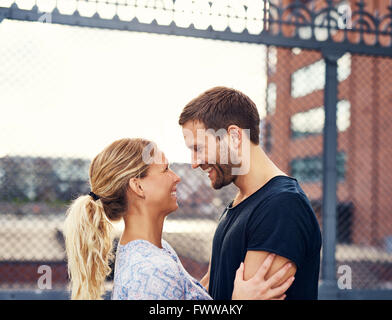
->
[179, 86, 322, 300]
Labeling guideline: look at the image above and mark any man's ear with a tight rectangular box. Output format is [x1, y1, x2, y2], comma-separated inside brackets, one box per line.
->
[128, 178, 145, 198]
[227, 125, 242, 150]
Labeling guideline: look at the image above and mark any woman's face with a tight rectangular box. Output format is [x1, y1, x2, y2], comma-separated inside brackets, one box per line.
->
[140, 150, 181, 215]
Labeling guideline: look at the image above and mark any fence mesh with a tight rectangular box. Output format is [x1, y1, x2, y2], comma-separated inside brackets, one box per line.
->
[0, 18, 245, 292]
[1, 12, 392, 296]
[0, 161, 237, 290]
[264, 46, 392, 290]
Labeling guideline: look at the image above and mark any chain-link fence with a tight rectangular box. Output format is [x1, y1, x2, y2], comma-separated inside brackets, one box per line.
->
[263, 46, 392, 290]
[0, 17, 252, 294]
[0, 159, 237, 291]
[1, 0, 392, 299]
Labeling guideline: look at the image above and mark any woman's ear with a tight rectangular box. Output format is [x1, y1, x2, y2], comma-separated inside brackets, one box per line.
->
[128, 178, 145, 198]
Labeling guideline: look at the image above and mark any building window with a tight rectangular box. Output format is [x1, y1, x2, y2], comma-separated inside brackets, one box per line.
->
[259, 120, 264, 148]
[290, 100, 351, 139]
[264, 122, 272, 153]
[291, 53, 351, 98]
[267, 46, 277, 75]
[290, 152, 346, 183]
[266, 82, 276, 115]
[311, 200, 353, 244]
[292, 47, 302, 55]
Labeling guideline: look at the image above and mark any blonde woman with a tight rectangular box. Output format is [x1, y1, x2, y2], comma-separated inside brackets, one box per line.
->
[63, 138, 294, 300]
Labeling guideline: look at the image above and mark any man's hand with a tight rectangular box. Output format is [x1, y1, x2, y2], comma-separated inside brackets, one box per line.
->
[232, 253, 295, 300]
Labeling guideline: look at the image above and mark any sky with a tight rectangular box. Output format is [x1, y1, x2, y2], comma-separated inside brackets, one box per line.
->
[0, 6, 267, 164]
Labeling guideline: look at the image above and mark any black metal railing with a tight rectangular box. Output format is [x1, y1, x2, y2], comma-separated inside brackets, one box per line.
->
[0, 0, 391, 54]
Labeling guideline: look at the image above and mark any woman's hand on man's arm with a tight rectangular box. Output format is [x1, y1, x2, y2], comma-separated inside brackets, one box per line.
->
[232, 253, 295, 300]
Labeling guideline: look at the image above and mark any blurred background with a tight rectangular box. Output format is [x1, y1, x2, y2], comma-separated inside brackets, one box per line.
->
[0, 0, 391, 299]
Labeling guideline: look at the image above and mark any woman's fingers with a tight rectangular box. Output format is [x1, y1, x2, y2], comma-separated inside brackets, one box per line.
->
[271, 294, 286, 300]
[268, 276, 295, 299]
[234, 262, 245, 283]
[252, 253, 276, 282]
[265, 262, 292, 288]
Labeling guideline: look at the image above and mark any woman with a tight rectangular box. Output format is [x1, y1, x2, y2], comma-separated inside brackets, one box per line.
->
[63, 138, 294, 300]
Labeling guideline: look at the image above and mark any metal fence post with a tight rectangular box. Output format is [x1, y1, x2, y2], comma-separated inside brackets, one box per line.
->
[319, 48, 344, 300]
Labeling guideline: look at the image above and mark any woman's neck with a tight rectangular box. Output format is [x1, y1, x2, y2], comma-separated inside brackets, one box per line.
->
[120, 207, 165, 249]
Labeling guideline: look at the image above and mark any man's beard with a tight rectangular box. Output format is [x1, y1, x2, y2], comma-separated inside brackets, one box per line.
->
[210, 163, 237, 189]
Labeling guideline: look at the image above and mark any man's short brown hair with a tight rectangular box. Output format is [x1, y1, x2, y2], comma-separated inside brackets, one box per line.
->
[178, 86, 260, 145]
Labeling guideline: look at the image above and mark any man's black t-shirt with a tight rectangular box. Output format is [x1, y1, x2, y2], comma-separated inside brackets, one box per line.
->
[208, 175, 322, 300]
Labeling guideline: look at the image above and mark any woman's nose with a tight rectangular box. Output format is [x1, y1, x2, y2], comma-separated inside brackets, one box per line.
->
[171, 171, 181, 184]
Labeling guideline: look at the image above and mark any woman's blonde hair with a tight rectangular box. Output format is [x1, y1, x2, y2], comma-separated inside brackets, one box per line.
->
[63, 138, 153, 299]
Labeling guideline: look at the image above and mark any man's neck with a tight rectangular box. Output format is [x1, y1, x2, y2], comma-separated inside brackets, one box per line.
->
[232, 146, 287, 207]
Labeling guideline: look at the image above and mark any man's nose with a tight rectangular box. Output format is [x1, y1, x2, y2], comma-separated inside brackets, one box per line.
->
[191, 162, 200, 169]
[191, 152, 200, 169]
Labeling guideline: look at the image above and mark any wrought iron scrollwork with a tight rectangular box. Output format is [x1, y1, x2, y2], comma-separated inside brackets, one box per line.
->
[266, 0, 392, 47]
[0, 0, 391, 54]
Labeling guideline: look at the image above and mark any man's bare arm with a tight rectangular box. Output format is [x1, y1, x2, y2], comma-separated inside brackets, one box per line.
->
[244, 250, 297, 290]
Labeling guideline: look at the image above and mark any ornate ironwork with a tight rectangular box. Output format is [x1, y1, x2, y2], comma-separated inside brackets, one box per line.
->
[266, 0, 392, 45]
[0, 0, 391, 56]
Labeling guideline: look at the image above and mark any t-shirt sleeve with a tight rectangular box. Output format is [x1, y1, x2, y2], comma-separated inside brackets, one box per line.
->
[125, 258, 186, 300]
[247, 193, 312, 269]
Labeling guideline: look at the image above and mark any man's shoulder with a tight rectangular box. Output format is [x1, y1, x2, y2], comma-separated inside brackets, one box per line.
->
[246, 176, 305, 206]
[250, 189, 315, 222]
[264, 190, 309, 206]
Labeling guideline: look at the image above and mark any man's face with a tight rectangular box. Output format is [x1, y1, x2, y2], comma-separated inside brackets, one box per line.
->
[181, 121, 237, 189]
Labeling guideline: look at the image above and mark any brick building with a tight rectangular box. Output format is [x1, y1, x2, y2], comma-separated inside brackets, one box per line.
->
[263, 0, 392, 249]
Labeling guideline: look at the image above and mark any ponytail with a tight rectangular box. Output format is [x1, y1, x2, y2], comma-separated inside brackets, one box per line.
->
[64, 195, 114, 300]
[63, 137, 154, 299]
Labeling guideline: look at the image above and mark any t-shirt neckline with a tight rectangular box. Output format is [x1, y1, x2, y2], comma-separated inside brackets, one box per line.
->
[227, 175, 296, 211]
